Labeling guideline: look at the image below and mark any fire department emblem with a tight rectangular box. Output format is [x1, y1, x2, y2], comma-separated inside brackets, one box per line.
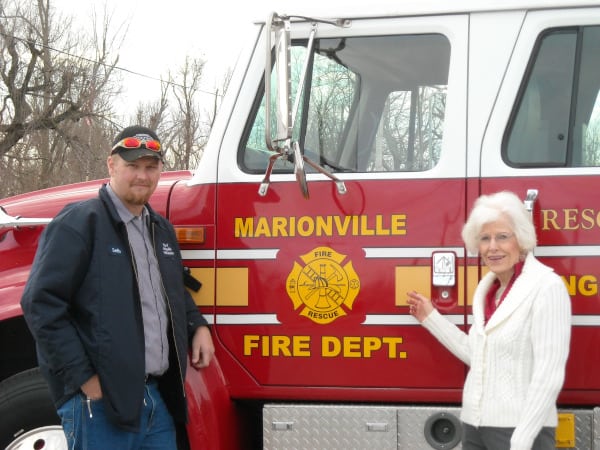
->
[286, 247, 360, 324]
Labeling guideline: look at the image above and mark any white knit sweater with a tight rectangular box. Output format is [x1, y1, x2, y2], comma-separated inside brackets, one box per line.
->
[422, 253, 571, 450]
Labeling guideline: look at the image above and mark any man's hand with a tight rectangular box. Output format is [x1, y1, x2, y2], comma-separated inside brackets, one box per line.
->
[81, 374, 102, 400]
[191, 326, 215, 369]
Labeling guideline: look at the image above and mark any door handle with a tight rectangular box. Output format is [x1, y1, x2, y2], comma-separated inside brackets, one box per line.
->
[524, 189, 538, 213]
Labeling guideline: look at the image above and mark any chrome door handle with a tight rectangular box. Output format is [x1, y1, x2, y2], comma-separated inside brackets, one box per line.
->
[524, 189, 538, 213]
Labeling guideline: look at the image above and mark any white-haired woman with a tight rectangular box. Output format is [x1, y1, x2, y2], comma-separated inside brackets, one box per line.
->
[407, 191, 571, 450]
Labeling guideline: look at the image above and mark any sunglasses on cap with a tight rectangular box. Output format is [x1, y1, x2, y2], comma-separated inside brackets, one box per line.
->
[111, 137, 162, 154]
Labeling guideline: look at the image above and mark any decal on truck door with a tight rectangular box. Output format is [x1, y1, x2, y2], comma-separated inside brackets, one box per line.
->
[286, 247, 360, 324]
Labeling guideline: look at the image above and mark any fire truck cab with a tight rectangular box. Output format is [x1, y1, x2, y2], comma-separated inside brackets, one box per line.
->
[1, 1, 600, 448]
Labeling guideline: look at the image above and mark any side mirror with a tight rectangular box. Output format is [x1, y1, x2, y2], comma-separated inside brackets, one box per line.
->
[259, 12, 347, 199]
[261, 12, 309, 198]
[265, 12, 292, 151]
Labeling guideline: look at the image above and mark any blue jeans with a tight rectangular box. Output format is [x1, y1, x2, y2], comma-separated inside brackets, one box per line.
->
[57, 380, 177, 450]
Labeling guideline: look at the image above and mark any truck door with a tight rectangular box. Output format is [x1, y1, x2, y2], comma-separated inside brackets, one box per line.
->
[214, 14, 470, 401]
[479, 7, 600, 406]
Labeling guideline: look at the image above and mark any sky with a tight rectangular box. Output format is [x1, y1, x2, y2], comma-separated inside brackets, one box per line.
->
[50, 0, 299, 118]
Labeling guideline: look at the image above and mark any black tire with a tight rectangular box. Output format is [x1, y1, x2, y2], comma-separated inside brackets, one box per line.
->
[0, 367, 61, 449]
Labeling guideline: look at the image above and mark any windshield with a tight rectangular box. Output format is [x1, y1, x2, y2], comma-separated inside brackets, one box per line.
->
[242, 33, 450, 174]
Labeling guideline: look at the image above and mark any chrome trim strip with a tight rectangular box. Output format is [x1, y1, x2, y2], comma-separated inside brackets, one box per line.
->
[203, 314, 600, 326]
[364, 247, 465, 258]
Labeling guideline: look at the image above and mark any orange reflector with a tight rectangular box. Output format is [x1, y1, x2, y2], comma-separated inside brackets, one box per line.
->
[174, 226, 205, 244]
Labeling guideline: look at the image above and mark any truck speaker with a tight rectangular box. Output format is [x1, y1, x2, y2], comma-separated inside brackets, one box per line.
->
[423, 411, 462, 449]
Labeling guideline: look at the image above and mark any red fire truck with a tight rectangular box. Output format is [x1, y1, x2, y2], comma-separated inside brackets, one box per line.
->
[2, 1, 600, 448]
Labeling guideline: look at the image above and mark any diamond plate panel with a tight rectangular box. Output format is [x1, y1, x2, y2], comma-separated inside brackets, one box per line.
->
[264, 404, 397, 450]
[561, 409, 592, 449]
[263, 404, 597, 449]
[594, 407, 600, 450]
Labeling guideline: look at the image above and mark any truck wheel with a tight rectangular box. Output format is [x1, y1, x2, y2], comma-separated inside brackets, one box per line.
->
[0, 367, 65, 449]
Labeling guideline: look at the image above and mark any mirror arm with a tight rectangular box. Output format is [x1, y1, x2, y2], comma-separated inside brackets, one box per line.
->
[302, 155, 347, 195]
[259, 152, 286, 196]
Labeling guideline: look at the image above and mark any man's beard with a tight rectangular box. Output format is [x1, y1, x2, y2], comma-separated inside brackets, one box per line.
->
[124, 188, 151, 206]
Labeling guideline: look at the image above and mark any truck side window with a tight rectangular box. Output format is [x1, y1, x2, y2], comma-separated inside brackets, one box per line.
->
[241, 34, 450, 174]
[505, 26, 600, 167]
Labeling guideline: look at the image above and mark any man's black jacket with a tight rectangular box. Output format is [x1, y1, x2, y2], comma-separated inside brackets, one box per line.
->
[21, 184, 208, 431]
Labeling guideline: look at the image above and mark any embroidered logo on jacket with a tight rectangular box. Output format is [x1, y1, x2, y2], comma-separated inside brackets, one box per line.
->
[109, 246, 123, 255]
[162, 242, 175, 256]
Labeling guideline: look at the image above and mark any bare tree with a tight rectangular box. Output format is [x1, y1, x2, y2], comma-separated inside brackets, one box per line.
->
[132, 80, 169, 132]
[0, 0, 232, 197]
[167, 56, 205, 170]
[127, 59, 233, 172]
[128, 80, 175, 167]
[205, 68, 232, 130]
[0, 0, 123, 196]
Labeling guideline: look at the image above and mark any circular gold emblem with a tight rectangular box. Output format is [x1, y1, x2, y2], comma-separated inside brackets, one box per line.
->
[286, 247, 360, 324]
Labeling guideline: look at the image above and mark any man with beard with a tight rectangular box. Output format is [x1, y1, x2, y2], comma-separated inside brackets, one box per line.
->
[21, 125, 214, 450]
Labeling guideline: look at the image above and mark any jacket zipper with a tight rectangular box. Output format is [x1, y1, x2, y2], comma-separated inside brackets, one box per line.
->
[125, 227, 144, 389]
[151, 221, 187, 400]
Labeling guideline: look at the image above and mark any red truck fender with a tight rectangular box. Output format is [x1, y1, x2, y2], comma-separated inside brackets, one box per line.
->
[184, 355, 245, 450]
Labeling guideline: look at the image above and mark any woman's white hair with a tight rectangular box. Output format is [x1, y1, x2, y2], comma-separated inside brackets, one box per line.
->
[461, 191, 537, 254]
